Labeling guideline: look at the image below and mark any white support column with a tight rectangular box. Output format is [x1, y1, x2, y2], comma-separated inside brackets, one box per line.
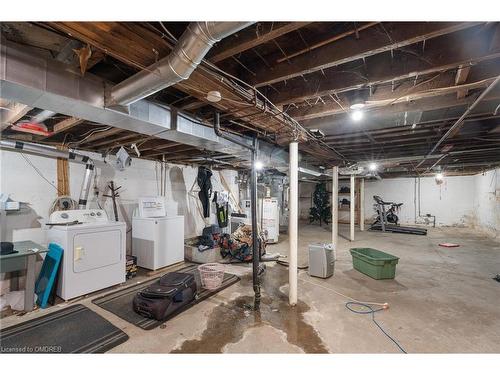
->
[360, 178, 365, 231]
[289, 141, 298, 306]
[331, 166, 338, 250]
[350, 174, 355, 241]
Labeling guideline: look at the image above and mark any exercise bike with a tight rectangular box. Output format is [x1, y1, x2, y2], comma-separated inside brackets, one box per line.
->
[370, 195, 427, 236]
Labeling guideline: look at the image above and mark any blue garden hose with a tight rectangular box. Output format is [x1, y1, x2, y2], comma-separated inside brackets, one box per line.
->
[345, 302, 407, 354]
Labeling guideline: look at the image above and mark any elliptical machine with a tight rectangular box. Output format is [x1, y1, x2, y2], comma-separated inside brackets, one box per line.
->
[370, 195, 427, 235]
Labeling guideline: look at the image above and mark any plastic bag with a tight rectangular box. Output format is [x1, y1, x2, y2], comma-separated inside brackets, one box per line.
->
[0, 291, 37, 311]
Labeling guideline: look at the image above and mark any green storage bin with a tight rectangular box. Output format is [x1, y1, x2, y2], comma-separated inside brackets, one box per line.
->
[350, 248, 399, 280]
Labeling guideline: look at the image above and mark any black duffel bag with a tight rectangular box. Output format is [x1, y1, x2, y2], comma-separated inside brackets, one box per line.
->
[133, 272, 197, 321]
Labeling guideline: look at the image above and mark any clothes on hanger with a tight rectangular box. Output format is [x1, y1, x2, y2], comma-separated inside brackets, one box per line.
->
[197, 166, 213, 218]
[213, 191, 229, 228]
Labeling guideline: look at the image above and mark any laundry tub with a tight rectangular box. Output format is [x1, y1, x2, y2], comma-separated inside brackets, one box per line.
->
[350, 248, 399, 280]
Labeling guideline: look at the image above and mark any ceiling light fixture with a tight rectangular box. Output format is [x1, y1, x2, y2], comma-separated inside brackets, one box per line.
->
[369, 162, 378, 171]
[206, 90, 222, 103]
[350, 101, 365, 110]
[254, 161, 264, 171]
[350, 92, 366, 110]
[351, 110, 363, 122]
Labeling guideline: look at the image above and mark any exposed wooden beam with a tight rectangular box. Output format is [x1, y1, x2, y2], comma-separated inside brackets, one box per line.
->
[250, 22, 481, 87]
[290, 73, 498, 121]
[56, 145, 70, 196]
[51, 117, 84, 136]
[276, 22, 378, 63]
[455, 65, 471, 99]
[78, 127, 123, 145]
[48, 22, 291, 136]
[92, 133, 144, 149]
[302, 93, 500, 131]
[49, 22, 170, 69]
[138, 140, 182, 152]
[142, 145, 198, 158]
[323, 113, 500, 141]
[208, 22, 311, 63]
[269, 23, 500, 105]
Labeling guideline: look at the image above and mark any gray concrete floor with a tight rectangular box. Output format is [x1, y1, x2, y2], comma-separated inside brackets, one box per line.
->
[1, 223, 499, 353]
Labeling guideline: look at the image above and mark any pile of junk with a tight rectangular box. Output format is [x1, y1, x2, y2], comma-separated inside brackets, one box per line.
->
[185, 167, 285, 264]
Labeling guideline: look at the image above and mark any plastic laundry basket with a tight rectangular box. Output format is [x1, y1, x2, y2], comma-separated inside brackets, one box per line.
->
[198, 263, 225, 290]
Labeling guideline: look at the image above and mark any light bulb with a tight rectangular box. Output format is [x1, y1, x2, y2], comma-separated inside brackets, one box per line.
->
[369, 163, 377, 171]
[351, 110, 363, 122]
[254, 161, 264, 170]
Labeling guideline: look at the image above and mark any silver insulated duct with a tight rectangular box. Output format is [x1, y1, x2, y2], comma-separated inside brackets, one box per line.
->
[0, 140, 94, 209]
[107, 22, 253, 107]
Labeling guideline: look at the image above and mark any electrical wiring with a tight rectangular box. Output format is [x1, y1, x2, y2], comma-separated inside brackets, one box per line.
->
[20, 153, 63, 195]
[145, 22, 348, 161]
[345, 302, 407, 353]
[65, 126, 112, 148]
[295, 274, 406, 353]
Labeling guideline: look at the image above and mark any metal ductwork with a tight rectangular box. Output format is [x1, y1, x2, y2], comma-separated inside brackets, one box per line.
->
[30, 109, 56, 124]
[0, 140, 94, 209]
[1, 39, 324, 173]
[107, 22, 253, 107]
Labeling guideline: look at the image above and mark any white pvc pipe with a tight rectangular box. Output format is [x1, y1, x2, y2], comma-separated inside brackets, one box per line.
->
[289, 141, 298, 306]
[360, 178, 365, 231]
[350, 174, 355, 241]
[331, 166, 338, 250]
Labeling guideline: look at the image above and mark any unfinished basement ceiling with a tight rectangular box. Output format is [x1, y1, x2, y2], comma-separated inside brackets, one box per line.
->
[1, 21, 499, 176]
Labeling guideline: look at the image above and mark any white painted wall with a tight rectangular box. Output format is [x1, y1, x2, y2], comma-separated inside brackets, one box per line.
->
[0, 149, 238, 246]
[0, 148, 238, 296]
[363, 175, 476, 227]
[472, 168, 500, 239]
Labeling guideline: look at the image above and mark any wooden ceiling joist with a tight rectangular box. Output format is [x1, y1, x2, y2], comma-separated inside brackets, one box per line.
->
[455, 65, 472, 99]
[249, 22, 481, 88]
[300, 91, 500, 126]
[78, 127, 124, 145]
[268, 23, 500, 106]
[289, 71, 499, 121]
[48, 22, 292, 137]
[208, 22, 311, 63]
[50, 117, 84, 136]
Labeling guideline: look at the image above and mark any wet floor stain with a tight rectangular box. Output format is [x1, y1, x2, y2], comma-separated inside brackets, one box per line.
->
[171, 266, 328, 353]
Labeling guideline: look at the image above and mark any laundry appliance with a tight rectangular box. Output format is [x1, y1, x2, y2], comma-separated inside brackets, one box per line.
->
[132, 216, 184, 270]
[46, 209, 126, 300]
[132, 198, 184, 271]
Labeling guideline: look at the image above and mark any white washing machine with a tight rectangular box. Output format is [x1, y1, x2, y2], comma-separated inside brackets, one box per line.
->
[46, 209, 126, 301]
[132, 215, 184, 270]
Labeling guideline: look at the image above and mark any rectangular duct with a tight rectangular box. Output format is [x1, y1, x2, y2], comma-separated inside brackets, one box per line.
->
[0, 39, 321, 172]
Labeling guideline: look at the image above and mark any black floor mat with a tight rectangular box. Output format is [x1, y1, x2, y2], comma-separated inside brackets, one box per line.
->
[0, 304, 128, 353]
[92, 264, 240, 330]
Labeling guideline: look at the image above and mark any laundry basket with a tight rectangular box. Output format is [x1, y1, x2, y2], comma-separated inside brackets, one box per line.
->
[197, 263, 225, 290]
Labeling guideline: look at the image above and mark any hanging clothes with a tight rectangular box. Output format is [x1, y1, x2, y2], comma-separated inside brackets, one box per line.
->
[213, 191, 229, 228]
[197, 166, 213, 218]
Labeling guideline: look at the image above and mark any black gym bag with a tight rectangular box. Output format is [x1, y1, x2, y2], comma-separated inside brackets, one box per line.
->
[133, 272, 197, 321]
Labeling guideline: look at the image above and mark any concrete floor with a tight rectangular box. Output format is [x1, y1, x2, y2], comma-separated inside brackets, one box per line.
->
[1, 223, 499, 353]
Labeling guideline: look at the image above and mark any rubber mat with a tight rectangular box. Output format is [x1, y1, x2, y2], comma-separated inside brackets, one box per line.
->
[0, 304, 128, 353]
[92, 264, 240, 330]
